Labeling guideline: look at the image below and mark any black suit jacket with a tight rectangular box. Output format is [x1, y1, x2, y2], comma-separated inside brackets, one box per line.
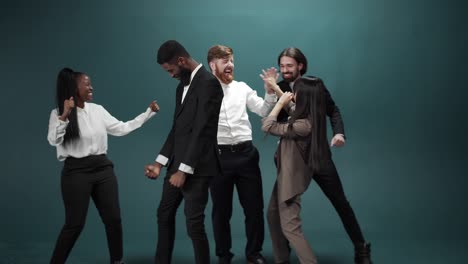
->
[159, 66, 223, 176]
[277, 77, 345, 137]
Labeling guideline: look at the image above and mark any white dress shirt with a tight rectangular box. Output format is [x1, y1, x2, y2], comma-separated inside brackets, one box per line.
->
[217, 80, 276, 145]
[48, 102, 156, 161]
[155, 64, 203, 174]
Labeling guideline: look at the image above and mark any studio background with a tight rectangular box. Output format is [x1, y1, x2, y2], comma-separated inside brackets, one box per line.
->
[1, 0, 467, 263]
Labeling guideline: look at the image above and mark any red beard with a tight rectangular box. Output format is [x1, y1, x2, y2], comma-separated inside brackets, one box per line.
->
[215, 68, 234, 84]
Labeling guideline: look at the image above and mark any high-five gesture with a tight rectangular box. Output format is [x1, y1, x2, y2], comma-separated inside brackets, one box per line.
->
[260, 67, 283, 96]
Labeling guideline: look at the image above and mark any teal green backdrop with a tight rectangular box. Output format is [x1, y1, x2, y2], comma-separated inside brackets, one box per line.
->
[1, 0, 467, 263]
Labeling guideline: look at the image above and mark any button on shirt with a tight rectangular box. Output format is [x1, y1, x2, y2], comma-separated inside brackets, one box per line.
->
[217, 80, 277, 145]
[48, 102, 156, 161]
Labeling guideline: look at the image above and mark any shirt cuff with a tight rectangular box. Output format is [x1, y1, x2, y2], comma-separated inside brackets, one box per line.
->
[335, 133, 346, 139]
[156, 155, 168, 166]
[179, 163, 194, 174]
[146, 107, 157, 117]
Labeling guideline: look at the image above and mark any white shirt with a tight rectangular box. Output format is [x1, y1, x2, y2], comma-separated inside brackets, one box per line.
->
[48, 102, 156, 161]
[217, 80, 277, 145]
[156, 64, 203, 174]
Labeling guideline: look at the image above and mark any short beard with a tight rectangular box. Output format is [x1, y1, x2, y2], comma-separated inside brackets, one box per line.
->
[282, 73, 297, 83]
[180, 67, 192, 86]
[215, 68, 234, 84]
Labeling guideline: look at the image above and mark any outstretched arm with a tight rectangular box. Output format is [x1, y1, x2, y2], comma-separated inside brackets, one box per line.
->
[102, 100, 159, 136]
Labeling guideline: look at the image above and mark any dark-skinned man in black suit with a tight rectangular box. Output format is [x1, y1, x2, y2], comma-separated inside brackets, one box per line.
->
[145, 40, 223, 264]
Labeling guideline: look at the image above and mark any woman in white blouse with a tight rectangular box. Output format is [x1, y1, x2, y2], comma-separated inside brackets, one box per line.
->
[47, 68, 159, 264]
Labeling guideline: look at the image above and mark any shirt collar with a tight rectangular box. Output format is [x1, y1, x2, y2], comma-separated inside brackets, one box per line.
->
[188, 63, 203, 86]
[77, 102, 89, 114]
[220, 80, 233, 89]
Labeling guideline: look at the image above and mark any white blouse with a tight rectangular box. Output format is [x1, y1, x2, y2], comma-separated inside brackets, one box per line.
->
[48, 102, 155, 161]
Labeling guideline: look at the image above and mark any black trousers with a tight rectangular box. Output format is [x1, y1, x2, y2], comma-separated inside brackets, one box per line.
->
[210, 141, 265, 258]
[50, 154, 123, 264]
[314, 159, 365, 245]
[155, 174, 212, 264]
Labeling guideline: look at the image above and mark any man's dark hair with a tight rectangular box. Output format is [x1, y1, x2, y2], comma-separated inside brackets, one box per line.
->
[157, 40, 190, 64]
[277, 47, 308, 75]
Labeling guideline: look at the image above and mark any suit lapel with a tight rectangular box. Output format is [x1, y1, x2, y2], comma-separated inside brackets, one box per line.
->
[175, 66, 205, 118]
[174, 82, 184, 117]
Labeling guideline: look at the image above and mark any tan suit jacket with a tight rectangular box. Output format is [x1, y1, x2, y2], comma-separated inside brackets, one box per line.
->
[262, 116, 312, 202]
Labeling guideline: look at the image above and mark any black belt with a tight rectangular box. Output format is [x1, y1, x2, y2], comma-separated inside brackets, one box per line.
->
[218, 141, 252, 152]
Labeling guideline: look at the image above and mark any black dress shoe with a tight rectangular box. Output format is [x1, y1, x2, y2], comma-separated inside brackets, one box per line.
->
[355, 242, 372, 264]
[247, 253, 268, 264]
[218, 255, 233, 264]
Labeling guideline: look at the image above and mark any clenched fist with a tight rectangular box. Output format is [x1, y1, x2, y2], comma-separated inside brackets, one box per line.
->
[149, 100, 160, 112]
[59, 97, 75, 121]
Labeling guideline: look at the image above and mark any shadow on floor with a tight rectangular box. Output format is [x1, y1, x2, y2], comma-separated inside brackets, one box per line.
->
[124, 255, 197, 264]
